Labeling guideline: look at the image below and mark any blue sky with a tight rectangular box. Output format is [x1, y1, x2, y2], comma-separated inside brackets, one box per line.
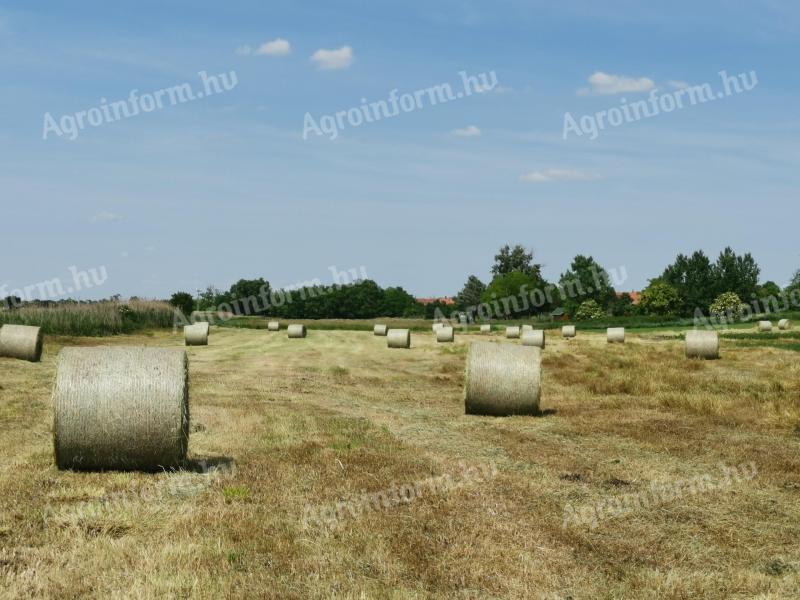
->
[1, 0, 798, 299]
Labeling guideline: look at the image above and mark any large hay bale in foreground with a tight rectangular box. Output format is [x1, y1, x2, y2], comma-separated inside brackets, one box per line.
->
[480, 324, 491, 334]
[758, 321, 773, 332]
[267, 321, 280, 332]
[287, 324, 307, 338]
[506, 326, 521, 339]
[685, 330, 719, 359]
[0, 324, 44, 362]
[53, 347, 189, 471]
[437, 326, 454, 343]
[373, 324, 389, 336]
[387, 329, 411, 349]
[562, 325, 576, 338]
[607, 327, 625, 343]
[184, 322, 209, 346]
[521, 329, 545, 349]
[779, 319, 792, 330]
[464, 342, 541, 416]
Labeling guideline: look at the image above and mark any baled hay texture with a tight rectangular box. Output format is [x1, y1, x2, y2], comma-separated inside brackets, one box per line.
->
[52, 347, 189, 471]
[685, 330, 720, 360]
[506, 326, 521, 339]
[387, 329, 411, 349]
[480, 324, 491, 334]
[758, 321, 773, 332]
[607, 327, 625, 343]
[464, 341, 541, 416]
[267, 321, 280, 331]
[562, 325, 576, 338]
[521, 329, 545, 349]
[436, 326, 455, 343]
[373, 324, 389, 336]
[432, 323, 444, 332]
[522, 324, 533, 332]
[184, 322, 209, 346]
[287, 324, 307, 338]
[0, 324, 44, 362]
[779, 319, 791, 330]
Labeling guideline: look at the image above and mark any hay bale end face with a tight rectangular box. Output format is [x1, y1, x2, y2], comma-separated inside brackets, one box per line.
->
[685, 330, 720, 359]
[607, 327, 625, 343]
[758, 321, 773, 332]
[521, 329, 545, 349]
[464, 342, 541, 416]
[267, 321, 280, 331]
[506, 326, 521, 339]
[373, 324, 389, 336]
[778, 319, 791, 330]
[52, 347, 189, 471]
[480, 324, 491, 334]
[0, 324, 44, 362]
[437, 326, 455, 343]
[562, 325, 576, 338]
[184, 322, 209, 346]
[387, 329, 411, 349]
[287, 324, 307, 338]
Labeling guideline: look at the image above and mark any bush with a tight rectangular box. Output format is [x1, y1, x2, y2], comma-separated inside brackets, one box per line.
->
[710, 292, 747, 320]
[639, 281, 681, 316]
[575, 299, 605, 320]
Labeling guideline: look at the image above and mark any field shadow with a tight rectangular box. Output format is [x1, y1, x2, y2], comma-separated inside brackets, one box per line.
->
[181, 456, 237, 475]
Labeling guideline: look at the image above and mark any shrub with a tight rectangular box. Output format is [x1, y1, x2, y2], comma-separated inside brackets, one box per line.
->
[575, 300, 605, 320]
[639, 281, 681, 316]
[710, 292, 747, 320]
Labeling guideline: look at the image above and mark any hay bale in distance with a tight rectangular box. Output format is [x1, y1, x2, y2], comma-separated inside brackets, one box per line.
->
[184, 322, 209, 346]
[522, 324, 533, 332]
[685, 330, 719, 359]
[480, 324, 491, 334]
[432, 323, 444, 332]
[464, 342, 541, 416]
[0, 324, 44, 362]
[437, 326, 455, 343]
[521, 329, 545, 349]
[287, 324, 307, 338]
[506, 326, 521, 339]
[267, 321, 280, 332]
[52, 346, 189, 471]
[758, 321, 773, 332]
[562, 325, 576, 338]
[607, 327, 625, 343]
[373, 324, 389, 336]
[778, 319, 791, 330]
[387, 329, 411, 349]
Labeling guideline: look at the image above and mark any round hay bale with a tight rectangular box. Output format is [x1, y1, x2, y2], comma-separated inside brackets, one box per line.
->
[480, 324, 491, 334]
[432, 323, 444, 332]
[437, 326, 454, 343]
[287, 324, 307, 338]
[521, 329, 545, 349]
[562, 325, 576, 338]
[607, 327, 625, 343]
[0, 324, 44, 362]
[522, 324, 533, 332]
[373, 324, 389, 336]
[758, 320, 773, 332]
[685, 330, 719, 359]
[184, 322, 209, 346]
[52, 346, 189, 471]
[778, 319, 791, 330]
[387, 329, 411, 349]
[506, 326, 521, 339]
[267, 321, 280, 332]
[464, 342, 541, 416]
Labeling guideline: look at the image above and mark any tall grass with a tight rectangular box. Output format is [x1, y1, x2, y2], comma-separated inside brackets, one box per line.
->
[0, 301, 175, 336]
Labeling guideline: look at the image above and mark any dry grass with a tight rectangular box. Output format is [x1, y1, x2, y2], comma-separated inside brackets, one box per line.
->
[1, 328, 799, 598]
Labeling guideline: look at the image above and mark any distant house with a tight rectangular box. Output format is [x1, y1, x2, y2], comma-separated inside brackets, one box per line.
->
[416, 297, 455, 305]
[616, 291, 641, 305]
[551, 307, 569, 321]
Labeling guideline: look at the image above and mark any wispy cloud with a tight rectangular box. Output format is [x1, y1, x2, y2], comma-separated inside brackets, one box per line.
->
[451, 125, 481, 137]
[579, 71, 655, 95]
[520, 169, 599, 183]
[256, 38, 291, 56]
[667, 80, 690, 89]
[90, 211, 123, 223]
[310, 46, 354, 70]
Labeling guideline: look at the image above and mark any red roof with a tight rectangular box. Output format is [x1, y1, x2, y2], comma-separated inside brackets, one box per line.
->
[416, 297, 455, 305]
[617, 291, 641, 305]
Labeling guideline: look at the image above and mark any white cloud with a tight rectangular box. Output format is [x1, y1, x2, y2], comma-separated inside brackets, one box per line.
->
[90, 211, 123, 223]
[235, 45, 252, 56]
[667, 80, 690, 89]
[451, 125, 481, 138]
[256, 38, 291, 56]
[520, 169, 598, 183]
[579, 71, 655, 95]
[310, 46, 353, 70]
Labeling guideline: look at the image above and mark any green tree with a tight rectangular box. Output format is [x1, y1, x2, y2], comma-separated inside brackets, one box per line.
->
[558, 255, 616, 317]
[713, 247, 760, 301]
[380, 287, 417, 317]
[228, 278, 271, 315]
[639, 280, 681, 316]
[168, 291, 195, 317]
[757, 281, 782, 302]
[610, 292, 637, 317]
[710, 292, 746, 320]
[660, 250, 716, 316]
[198, 286, 229, 311]
[455, 275, 487, 312]
[481, 272, 540, 319]
[785, 270, 800, 295]
[491, 244, 542, 277]
[575, 299, 605, 320]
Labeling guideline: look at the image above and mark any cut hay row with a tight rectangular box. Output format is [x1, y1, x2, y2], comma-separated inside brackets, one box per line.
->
[521, 329, 545, 349]
[607, 327, 625, 343]
[52, 347, 189, 471]
[0, 324, 44, 362]
[373, 324, 389, 336]
[184, 322, 209, 346]
[464, 342, 541, 416]
[268, 321, 280, 331]
[288, 324, 307, 338]
[387, 329, 411, 349]
[436, 326, 454, 343]
[685, 330, 719, 360]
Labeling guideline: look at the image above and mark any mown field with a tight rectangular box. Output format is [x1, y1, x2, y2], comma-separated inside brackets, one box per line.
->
[1, 326, 799, 598]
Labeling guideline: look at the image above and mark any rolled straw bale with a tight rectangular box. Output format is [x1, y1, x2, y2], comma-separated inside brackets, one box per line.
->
[432, 323, 444, 332]
[52, 347, 189, 471]
[387, 329, 411, 349]
[287, 324, 307, 338]
[464, 342, 541, 416]
[506, 326, 521, 339]
[373, 324, 389, 336]
[267, 321, 280, 332]
[521, 329, 545, 349]
[0, 324, 44, 362]
[522, 324, 533, 332]
[562, 325, 576, 338]
[685, 330, 719, 359]
[607, 327, 625, 343]
[437, 326, 455, 343]
[758, 320, 773, 332]
[778, 319, 791, 330]
[184, 322, 209, 346]
[480, 324, 491, 334]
